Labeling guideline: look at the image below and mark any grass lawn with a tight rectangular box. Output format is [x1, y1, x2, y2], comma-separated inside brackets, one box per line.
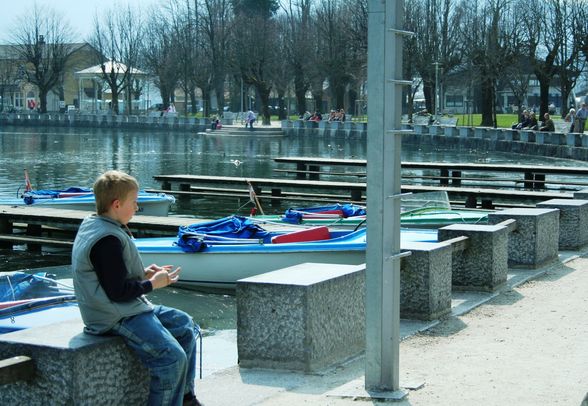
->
[453, 114, 519, 128]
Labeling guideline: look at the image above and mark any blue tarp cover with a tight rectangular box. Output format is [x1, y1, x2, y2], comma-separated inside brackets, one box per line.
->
[282, 203, 366, 224]
[177, 216, 271, 252]
[23, 187, 92, 204]
[0, 272, 68, 302]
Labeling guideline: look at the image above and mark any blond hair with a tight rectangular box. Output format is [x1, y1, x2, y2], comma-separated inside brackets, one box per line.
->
[93, 170, 139, 214]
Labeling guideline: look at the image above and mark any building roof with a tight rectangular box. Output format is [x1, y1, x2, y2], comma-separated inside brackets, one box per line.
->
[75, 60, 147, 77]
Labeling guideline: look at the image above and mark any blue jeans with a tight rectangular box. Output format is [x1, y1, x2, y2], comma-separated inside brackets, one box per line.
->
[111, 305, 197, 406]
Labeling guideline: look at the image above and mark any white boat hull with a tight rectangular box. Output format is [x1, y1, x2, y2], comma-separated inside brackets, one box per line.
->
[135, 227, 437, 289]
[0, 193, 175, 216]
[139, 249, 365, 289]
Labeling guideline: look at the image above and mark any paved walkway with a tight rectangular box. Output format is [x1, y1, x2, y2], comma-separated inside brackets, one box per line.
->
[197, 251, 588, 405]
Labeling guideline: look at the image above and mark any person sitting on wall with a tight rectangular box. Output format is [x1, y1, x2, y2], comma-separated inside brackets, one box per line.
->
[521, 112, 538, 130]
[512, 110, 530, 129]
[309, 111, 322, 122]
[539, 113, 555, 132]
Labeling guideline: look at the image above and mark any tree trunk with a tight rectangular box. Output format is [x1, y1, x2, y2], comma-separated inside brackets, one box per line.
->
[256, 83, 271, 125]
[294, 71, 307, 116]
[111, 88, 120, 115]
[202, 88, 211, 118]
[190, 90, 197, 115]
[39, 88, 48, 113]
[277, 88, 286, 120]
[480, 76, 494, 127]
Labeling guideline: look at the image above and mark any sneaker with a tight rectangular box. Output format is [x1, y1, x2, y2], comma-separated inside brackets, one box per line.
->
[183, 394, 203, 406]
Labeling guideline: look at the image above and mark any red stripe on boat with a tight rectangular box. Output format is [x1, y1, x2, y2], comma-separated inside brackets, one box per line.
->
[271, 226, 331, 244]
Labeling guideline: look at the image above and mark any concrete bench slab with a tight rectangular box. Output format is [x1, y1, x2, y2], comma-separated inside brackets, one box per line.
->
[236, 263, 365, 373]
[438, 223, 509, 291]
[536, 199, 588, 249]
[487, 208, 559, 268]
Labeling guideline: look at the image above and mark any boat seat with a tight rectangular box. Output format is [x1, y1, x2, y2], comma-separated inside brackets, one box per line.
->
[271, 226, 331, 244]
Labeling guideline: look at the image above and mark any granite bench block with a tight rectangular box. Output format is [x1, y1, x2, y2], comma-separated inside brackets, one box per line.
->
[536, 199, 588, 249]
[399, 241, 453, 320]
[443, 126, 458, 137]
[487, 208, 559, 267]
[413, 124, 429, 134]
[0, 319, 149, 405]
[438, 223, 509, 291]
[519, 131, 536, 143]
[458, 127, 473, 138]
[236, 263, 365, 373]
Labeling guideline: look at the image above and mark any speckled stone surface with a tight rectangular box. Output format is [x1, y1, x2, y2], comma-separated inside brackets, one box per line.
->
[236, 263, 366, 373]
[488, 208, 559, 267]
[399, 242, 452, 320]
[0, 319, 149, 405]
[537, 199, 588, 249]
[438, 224, 509, 292]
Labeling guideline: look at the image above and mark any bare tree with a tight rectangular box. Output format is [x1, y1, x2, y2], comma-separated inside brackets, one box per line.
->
[90, 6, 144, 115]
[280, 0, 313, 115]
[314, 0, 351, 111]
[201, 0, 233, 113]
[459, 0, 519, 127]
[143, 9, 181, 111]
[408, 0, 464, 114]
[231, 1, 280, 124]
[12, 4, 74, 113]
[553, 0, 584, 117]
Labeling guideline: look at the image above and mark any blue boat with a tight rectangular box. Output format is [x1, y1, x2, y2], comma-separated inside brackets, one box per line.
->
[0, 187, 175, 216]
[134, 216, 438, 289]
[0, 271, 79, 334]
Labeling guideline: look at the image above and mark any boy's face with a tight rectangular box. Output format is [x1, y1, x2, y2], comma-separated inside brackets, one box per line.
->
[112, 189, 138, 225]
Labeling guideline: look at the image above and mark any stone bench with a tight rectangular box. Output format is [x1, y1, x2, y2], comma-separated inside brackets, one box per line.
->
[237, 244, 458, 374]
[399, 239, 456, 320]
[487, 208, 559, 268]
[438, 220, 514, 292]
[536, 199, 588, 249]
[236, 263, 366, 373]
[0, 319, 149, 405]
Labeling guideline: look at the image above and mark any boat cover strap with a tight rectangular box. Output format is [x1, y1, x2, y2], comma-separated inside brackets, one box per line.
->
[282, 203, 366, 224]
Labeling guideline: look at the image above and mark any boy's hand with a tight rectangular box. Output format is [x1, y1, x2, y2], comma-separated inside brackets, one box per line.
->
[149, 267, 181, 289]
[144, 264, 173, 279]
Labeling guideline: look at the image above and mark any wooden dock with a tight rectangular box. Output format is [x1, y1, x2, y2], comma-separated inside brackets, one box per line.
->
[273, 157, 588, 190]
[151, 173, 575, 209]
[0, 205, 196, 249]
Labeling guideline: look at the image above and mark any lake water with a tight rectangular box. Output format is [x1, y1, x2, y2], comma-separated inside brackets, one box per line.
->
[1, 125, 588, 332]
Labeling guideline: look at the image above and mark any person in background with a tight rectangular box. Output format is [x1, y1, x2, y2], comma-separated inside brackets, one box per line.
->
[565, 108, 576, 133]
[575, 103, 588, 133]
[245, 109, 256, 130]
[72, 170, 202, 406]
[522, 112, 539, 131]
[512, 110, 530, 130]
[539, 113, 555, 132]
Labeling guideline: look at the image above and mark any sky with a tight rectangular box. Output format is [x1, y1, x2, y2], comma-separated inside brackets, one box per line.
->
[0, 0, 159, 43]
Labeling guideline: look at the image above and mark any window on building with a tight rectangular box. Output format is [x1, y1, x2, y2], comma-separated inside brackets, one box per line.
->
[13, 92, 23, 109]
[445, 95, 463, 107]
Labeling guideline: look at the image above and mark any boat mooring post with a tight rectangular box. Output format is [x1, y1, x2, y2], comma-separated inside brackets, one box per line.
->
[365, 0, 409, 399]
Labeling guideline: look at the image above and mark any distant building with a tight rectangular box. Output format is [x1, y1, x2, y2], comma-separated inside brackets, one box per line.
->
[0, 42, 100, 112]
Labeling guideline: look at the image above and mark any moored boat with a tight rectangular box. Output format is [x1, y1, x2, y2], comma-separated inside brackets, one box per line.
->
[0, 187, 176, 216]
[134, 215, 438, 290]
[255, 191, 491, 229]
[0, 271, 79, 334]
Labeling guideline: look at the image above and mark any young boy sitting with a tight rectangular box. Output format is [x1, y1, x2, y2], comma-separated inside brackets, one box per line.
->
[72, 170, 202, 406]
